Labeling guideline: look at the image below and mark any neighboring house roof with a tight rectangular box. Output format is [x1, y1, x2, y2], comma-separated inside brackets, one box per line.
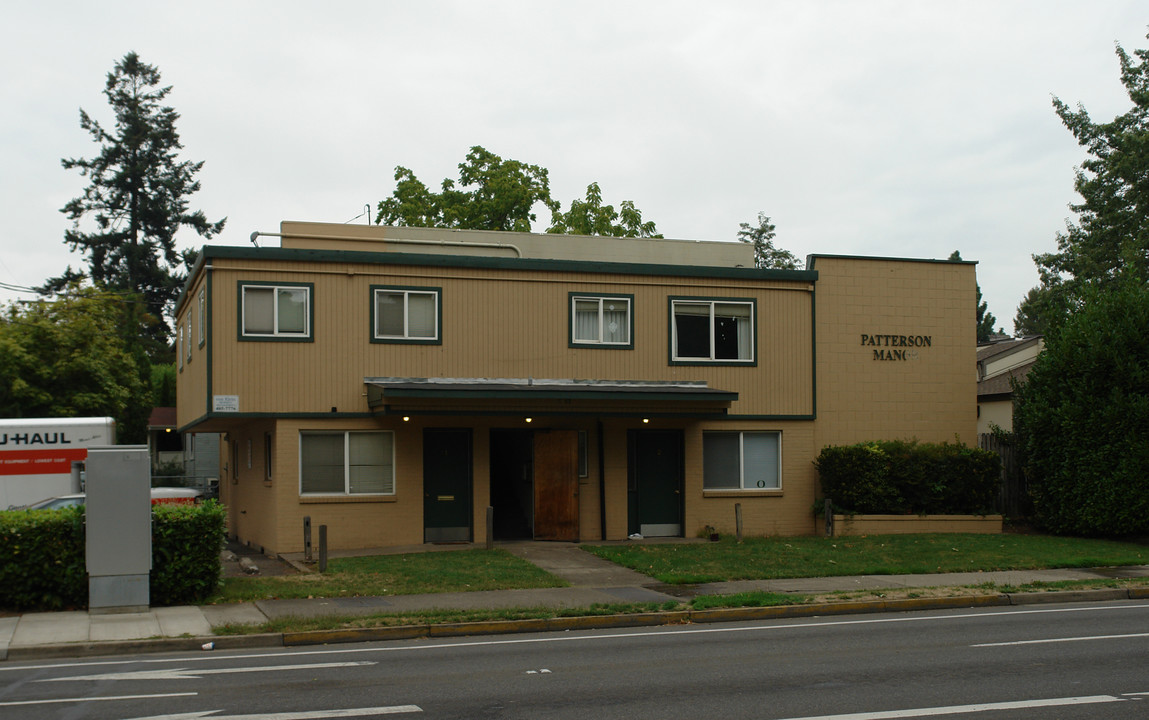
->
[148, 407, 177, 429]
[977, 359, 1038, 400]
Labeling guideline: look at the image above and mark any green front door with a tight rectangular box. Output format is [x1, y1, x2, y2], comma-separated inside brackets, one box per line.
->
[627, 430, 683, 537]
[423, 429, 472, 543]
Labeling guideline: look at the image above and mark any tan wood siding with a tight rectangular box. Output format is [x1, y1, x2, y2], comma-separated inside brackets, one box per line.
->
[205, 258, 814, 418]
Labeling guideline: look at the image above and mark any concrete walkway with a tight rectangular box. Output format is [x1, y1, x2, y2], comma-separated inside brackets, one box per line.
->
[2, 542, 1148, 661]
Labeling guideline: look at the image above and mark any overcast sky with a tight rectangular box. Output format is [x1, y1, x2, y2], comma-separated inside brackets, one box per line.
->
[2, 2, 1146, 334]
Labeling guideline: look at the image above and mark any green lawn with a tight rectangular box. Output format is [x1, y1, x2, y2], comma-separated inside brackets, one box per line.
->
[211, 548, 566, 603]
[582, 534, 1149, 584]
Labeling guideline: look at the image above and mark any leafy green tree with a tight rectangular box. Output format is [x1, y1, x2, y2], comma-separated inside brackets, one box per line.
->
[1013, 284, 1069, 337]
[46, 52, 225, 355]
[1014, 276, 1149, 536]
[0, 288, 153, 443]
[547, 182, 661, 238]
[1017, 34, 1149, 332]
[949, 251, 1000, 342]
[376, 146, 559, 231]
[737, 212, 801, 269]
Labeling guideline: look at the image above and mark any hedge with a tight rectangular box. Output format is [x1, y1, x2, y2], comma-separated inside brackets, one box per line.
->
[815, 440, 1000, 515]
[0, 500, 226, 611]
[0, 506, 87, 610]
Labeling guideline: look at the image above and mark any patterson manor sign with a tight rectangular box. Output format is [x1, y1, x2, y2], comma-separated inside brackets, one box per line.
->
[861, 333, 932, 361]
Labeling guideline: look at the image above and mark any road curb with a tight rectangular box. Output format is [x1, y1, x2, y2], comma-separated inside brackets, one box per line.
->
[1006, 588, 1134, 605]
[4, 588, 1146, 661]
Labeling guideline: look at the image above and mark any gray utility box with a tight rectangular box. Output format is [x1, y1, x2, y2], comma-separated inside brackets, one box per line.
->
[85, 445, 151, 613]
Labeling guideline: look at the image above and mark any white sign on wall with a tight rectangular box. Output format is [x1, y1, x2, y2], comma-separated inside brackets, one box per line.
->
[213, 395, 240, 412]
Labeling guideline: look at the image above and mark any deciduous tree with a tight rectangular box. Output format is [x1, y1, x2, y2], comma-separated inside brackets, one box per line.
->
[0, 288, 152, 443]
[737, 212, 801, 269]
[547, 182, 661, 238]
[376, 146, 558, 232]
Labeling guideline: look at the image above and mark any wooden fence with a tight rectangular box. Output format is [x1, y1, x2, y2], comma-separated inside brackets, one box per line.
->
[978, 433, 1028, 517]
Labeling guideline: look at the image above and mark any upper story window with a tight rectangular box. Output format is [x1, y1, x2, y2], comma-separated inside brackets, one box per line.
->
[372, 286, 440, 344]
[570, 293, 633, 348]
[670, 298, 755, 364]
[197, 288, 206, 347]
[240, 283, 312, 341]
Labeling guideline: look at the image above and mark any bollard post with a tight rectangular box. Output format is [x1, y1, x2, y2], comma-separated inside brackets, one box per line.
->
[318, 524, 328, 573]
[735, 503, 743, 544]
[304, 516, 312, 562]
[486, 506, 494, 550]
[824, 499, 834, 537]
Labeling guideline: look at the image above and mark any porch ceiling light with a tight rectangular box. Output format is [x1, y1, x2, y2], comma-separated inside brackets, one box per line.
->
[525, 417, 533, 423]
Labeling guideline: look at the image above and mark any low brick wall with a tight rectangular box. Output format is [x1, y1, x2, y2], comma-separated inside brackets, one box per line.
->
[831, 514, 1003, 537]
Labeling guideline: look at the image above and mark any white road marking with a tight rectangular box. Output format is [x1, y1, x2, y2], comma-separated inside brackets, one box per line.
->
[39, 661, 376, 682]
[772, 693, 1133, 720]
[0, 692, 196, 707]
[120, 706, 422, 720]
[4, 602, 1147, 674]
[972, 631, 1149, 647]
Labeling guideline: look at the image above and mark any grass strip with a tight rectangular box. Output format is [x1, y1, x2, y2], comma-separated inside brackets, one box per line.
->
[583, 534, 1149, 584]
[211, 548, 566, 603]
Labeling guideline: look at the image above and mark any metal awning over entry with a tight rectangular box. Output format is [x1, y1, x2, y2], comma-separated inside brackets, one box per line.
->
[365, 377, 737, 418]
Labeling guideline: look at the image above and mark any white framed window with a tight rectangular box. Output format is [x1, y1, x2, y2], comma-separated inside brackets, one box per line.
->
[177, 324, 184, 370]
[703, 431, 780, 490]
[571, 294, 632, 347]
[671, 299, 755, 363]
[300, 431, 395, 495]
[198, 288, 206, 347]
[240, 283, 312, 339]
[186, 315, 193, 362]
[372, 286, 440, 343]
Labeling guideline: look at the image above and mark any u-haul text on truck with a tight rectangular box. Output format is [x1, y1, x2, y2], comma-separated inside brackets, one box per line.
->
[0, 417, 116, 508]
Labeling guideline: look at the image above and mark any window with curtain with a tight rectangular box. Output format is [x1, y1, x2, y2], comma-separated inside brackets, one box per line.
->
[241, 284, 311, 339]
[571, 294, 632, 346]
[703, 431, 780, 490]
[373, 287, 440, 342]
[671, 299, 754, 362]
[300, 431, 395, 495]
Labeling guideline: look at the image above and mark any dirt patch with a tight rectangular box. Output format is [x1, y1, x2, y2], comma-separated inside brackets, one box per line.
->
[222, 540, 300, 578]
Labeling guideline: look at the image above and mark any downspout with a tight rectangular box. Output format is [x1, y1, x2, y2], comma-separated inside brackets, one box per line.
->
[597, 420, 607, 541]
[250, 231, 523, 258]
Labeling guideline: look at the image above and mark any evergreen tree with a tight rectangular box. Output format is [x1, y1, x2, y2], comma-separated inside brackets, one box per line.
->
[949, 251, 1000, 342]
[1016, 34, 1149, 333]
[47, 52, 225, 356]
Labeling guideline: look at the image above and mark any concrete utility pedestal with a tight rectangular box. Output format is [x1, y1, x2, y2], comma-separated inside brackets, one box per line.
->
[85, 445, 151, 613]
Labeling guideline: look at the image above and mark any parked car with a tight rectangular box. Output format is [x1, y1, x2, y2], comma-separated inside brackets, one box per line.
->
[15, 487, 205, 510]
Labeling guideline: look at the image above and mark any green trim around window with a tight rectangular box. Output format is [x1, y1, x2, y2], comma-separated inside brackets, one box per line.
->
[369, 284, 443, 345]
[236, 280, 315, 342]
[667, 296, 758, 367]
[568, 292, 635, 350]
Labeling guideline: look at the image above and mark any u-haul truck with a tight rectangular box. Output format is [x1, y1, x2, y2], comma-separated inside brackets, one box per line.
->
[0, 417, 116, 508]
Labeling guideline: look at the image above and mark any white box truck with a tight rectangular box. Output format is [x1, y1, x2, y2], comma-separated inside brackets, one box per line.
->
[0, 417, 116, 509]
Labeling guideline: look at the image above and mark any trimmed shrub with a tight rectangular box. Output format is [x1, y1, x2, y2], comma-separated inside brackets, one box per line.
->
[0, 506, 87, 610]
[815, 440, 1000, 516]
[1015, 280, 1149, 536]
[0, 500, 227, 611]
[151, 500, 227, 605]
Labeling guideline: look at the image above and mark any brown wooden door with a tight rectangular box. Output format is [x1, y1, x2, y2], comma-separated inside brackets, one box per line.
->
[533, 431, 579, 541]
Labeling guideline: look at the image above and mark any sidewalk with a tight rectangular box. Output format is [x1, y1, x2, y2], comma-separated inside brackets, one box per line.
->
[3, 542, 1148, 661]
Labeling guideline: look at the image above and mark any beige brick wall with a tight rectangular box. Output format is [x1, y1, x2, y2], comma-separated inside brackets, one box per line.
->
[811, 256, 977, 450]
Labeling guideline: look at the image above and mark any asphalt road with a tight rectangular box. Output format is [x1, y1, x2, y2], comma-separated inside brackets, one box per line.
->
[2, 599, 1147, 719]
